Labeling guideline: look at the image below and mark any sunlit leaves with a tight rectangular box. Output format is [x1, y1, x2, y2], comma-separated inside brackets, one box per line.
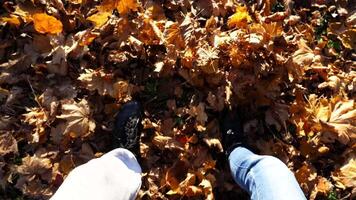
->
[87, 12, 111, 28]
[0, 15, 21, 27]
[98, 0, 138, 15]
[32, 13, 63, 34]
[228, 5, 252, 28]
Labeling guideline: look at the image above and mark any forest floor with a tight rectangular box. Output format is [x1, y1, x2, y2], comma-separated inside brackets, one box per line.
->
[0, 0, 355, 199]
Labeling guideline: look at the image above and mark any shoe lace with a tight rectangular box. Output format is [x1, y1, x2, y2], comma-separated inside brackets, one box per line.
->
[123, 116, 140, 147]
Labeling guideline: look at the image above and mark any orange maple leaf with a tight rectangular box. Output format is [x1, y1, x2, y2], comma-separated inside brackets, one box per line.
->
[228, 5, 252, 28]
[99, 0, 138, 15]
[32, 13, 63, 34]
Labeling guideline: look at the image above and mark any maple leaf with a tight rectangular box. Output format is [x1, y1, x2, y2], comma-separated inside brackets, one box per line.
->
[196, 45, 219, 74]
[23, 108, 49, 143]
[228, 5, 252, 28]
[0, 133, 18, 156]
[189, 103, 208, 124]
[310, 177, 333, 200]
[87, 12, 111, 28]
[0, 15, 21, 27]
[78, 69, 134, 101]
[152, 134, 184, 151]
[332, 157, 356, 190]
[98, 0, 139, 15]
[78, 69, 114, 96]
[17, 154, 52, 178]
[295, 162, 318, 193]
[265, 103, 289, 132]
[32, 13, 63, 34]
[319, 99, 356, 145]
[57, 99, 96, 138]
[164, 21, 185, 49]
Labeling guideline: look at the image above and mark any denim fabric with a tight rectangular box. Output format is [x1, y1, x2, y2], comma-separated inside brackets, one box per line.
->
[229, 147, 306, 200]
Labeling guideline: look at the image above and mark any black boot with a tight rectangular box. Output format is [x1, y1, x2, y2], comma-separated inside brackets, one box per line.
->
[113, 101, 142, 155]
[220, 109, 246, 157]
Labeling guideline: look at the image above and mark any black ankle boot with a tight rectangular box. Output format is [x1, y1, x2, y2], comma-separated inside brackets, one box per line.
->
[220, 109, 246, 157]
[113, 101, 142, 154]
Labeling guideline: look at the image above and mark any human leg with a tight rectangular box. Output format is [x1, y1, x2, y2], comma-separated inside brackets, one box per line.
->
[51, 101, 143, 200]
[229, 147, 306, 200]
[51, 148, 141, 200]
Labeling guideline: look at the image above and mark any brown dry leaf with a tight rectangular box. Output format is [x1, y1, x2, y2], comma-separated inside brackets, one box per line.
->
[332, 156, 356, 190]
[196, 45, 219, 74]
[152, 133, 184, 151]
[288, 39, 313, 80]
[164, 21, 185, 49]
[0, 133, 18, 156]
[56, 99, 95, 138]
[320, 99, 356, 145]
[78, 69, 115, 96]
[166, 172, 201, 196]
[203, 138, 223, 153]
[339, 28, 356, 49]
[78, 69, 134, 101]
[165, 159, 189, 192]
[295, 162, 318, 194]
[15, 178, 53, 198]
[318, 76, 341, 92]
[199, 178, 214, 200]
[32, 13, 63, 34]
[307, 94, 331, 122]
[23, 108, 49, 143]
[80, 31, 100, 46]
[188, 103, 208, 125]
[112, 80, 134, 102]
[310, 176, 333, 200]
[17, 154, 52, 179]
[265, 103, 289, 132]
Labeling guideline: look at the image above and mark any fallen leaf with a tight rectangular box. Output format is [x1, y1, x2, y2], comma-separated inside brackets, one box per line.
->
[87, 12, 111, 28]
[0, 133, 18, 156]
[152, 134, 184, 151]
[320, 99, 356, 145]
[32, 13, 63, 34]
[295, 162, 318, 194]
[0, 15, 21, 27]
[228, 5, 252, 28]
[23, 108, 49, 143]
[98, 0, 138, 15]
[310, 176, 333, 200]
[332, 156, 356, 189]
[57, 99, 96, 138]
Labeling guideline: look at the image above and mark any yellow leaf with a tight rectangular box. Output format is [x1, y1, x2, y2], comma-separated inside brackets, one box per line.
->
[228, 5, 252, 28]
[68, 0, 82, 4]
[32, 13, 63, 34]
[87, 12, 111, 28]
[0, 15, 21, 27]
[99, 0, 138, 15]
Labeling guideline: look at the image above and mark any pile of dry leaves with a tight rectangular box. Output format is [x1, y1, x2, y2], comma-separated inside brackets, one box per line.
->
[0, 0, 355, 199]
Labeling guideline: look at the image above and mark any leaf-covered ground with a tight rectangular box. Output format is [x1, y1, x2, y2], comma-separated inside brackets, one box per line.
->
[0, 0, 355, 199]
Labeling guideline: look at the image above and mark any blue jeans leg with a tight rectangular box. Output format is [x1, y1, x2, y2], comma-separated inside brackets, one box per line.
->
[229, 147, 306, 200]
